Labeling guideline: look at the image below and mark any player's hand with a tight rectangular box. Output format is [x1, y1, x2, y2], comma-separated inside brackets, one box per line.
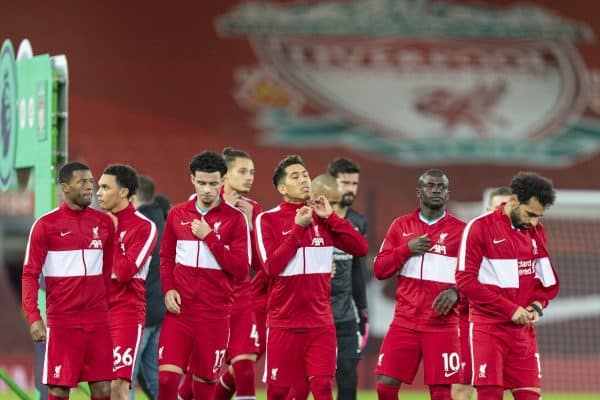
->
[310, 195, 333, 219]
[526, 303, 542, 324]
[295, 206, 313, 227]
[30, 320, 46, 342]
[191, 217, 212, 240]
[511, 306, 534, 325]
[432, 287, 459, 315]
[165, 289, 182, 315]
[408, 234, 430, 255]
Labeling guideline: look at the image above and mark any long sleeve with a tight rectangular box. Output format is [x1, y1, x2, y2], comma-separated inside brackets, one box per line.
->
[102, 220, 115, 302]
[159, 211, 177, 294]
[21, 219, 47, 325]
[113, 221, 157, 283]
[456, 220, 518, 320]
[203, 212, 250, 280]
[326, 213, 368, 257]
[373, 220, 412, 280]
[255, 214, 305, 276]
[531, 226, 559, 308]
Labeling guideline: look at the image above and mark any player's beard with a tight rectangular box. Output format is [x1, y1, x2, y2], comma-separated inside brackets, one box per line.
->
[340, 192, 355, 207]
[74, 194, 92, 209]
[510, 208, 529, 229]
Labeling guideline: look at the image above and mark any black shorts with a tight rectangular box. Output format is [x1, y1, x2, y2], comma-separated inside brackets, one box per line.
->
[336, 321, 361, 360]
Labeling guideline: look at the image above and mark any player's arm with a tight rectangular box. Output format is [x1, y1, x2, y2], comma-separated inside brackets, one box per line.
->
[326, 213, 368, 257]
[102, 217, 115, 300]
[159, 211, 178, 294]
[255, 212, 305, 276]
[351, 215, 368, 325]
[113, 221, 157, 282]
[455, 220, 519, 321]
[530, 225, 559, 312]
[204, 213, 250, 280]
[21, 220, 47, 341]
[373, 220, 412, 279]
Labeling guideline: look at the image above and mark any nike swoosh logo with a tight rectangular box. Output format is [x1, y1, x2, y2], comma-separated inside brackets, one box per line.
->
[113, 365, 130, 372]
[60, 231, 71, 237]
[493, 238, 506, 244]
[444, 370, 458, 378]
[180, 221, 192, 225]
[282, 230, 292, 235]
[402, 232, 414, 237]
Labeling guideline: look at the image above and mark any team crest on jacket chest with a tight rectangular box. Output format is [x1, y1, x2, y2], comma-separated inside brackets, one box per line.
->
[430, 232, 448, 255]
[89, 225, 103, 249]
[311, 224, 324, 246]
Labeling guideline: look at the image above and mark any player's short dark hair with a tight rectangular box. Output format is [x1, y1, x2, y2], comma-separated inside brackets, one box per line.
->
[510, 172, 555, 207]
[417, 169, 448, 187]
[103, 164, 139, 199]
[327, 158, 360, 177]
[488, 186, 511, 202]
[272, 155, 305, 188]
[136, 175, 155, 203]
[189, 151, 227, 177]
[58, 161, 90, 184]
[154, 194, 172, 220]
[222, 147, 251, 169]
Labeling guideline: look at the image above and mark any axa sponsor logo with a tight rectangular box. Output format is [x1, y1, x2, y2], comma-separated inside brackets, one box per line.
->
[217, 0, 600, 166]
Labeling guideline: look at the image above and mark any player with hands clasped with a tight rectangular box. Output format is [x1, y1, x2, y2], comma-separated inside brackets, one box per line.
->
[456, 173, 559, 400]
[373, 170, 466, 400]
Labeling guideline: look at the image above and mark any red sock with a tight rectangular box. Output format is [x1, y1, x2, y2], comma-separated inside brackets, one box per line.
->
[192, 379, 215, 399]
[308, 376, 332, 400]
[477, 386, 504, 400]
[429, 384, 452, 400]
[158, 371, 182, 400]
[232, 359, 255, 398]
[213, 368, 236, 400]
[376, 381, 400, 400]
[48, 394, 68, 400]
[512, 389, 540, 400]
[178, 373, 193, 400]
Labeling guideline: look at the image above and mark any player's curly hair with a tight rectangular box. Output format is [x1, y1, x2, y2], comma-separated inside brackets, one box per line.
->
[189, 151, 227, 177]
[272, 154, 304, 188]
[327, 157, 360, 177]
[103, 164, 139, 199]
[510, 172, 555, 207]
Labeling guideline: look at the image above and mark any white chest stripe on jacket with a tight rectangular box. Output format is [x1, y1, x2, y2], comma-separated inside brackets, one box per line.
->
[175, 240, 223, 270]
[279, 246, 334, 277]
[399, 253, 457, 284]
[43, 249, 103, 277]
[478, 257, 519, 288]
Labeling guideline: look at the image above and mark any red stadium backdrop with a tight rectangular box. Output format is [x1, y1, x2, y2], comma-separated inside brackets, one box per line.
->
[1, 0, 600, 393]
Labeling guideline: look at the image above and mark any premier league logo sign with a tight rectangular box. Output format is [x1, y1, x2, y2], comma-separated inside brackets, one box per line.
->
[217, 0, 600, 166]
[0, 40, 17, 190]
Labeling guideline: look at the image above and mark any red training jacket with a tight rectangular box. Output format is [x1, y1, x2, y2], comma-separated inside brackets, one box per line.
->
[160, 197, 251, 320]
[456, 207, 559, 325]
[22, 203, 115, 328]
[374, 209, 466, 331]
[108, 203, 157, 325]
[255, 201, 368, 328]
